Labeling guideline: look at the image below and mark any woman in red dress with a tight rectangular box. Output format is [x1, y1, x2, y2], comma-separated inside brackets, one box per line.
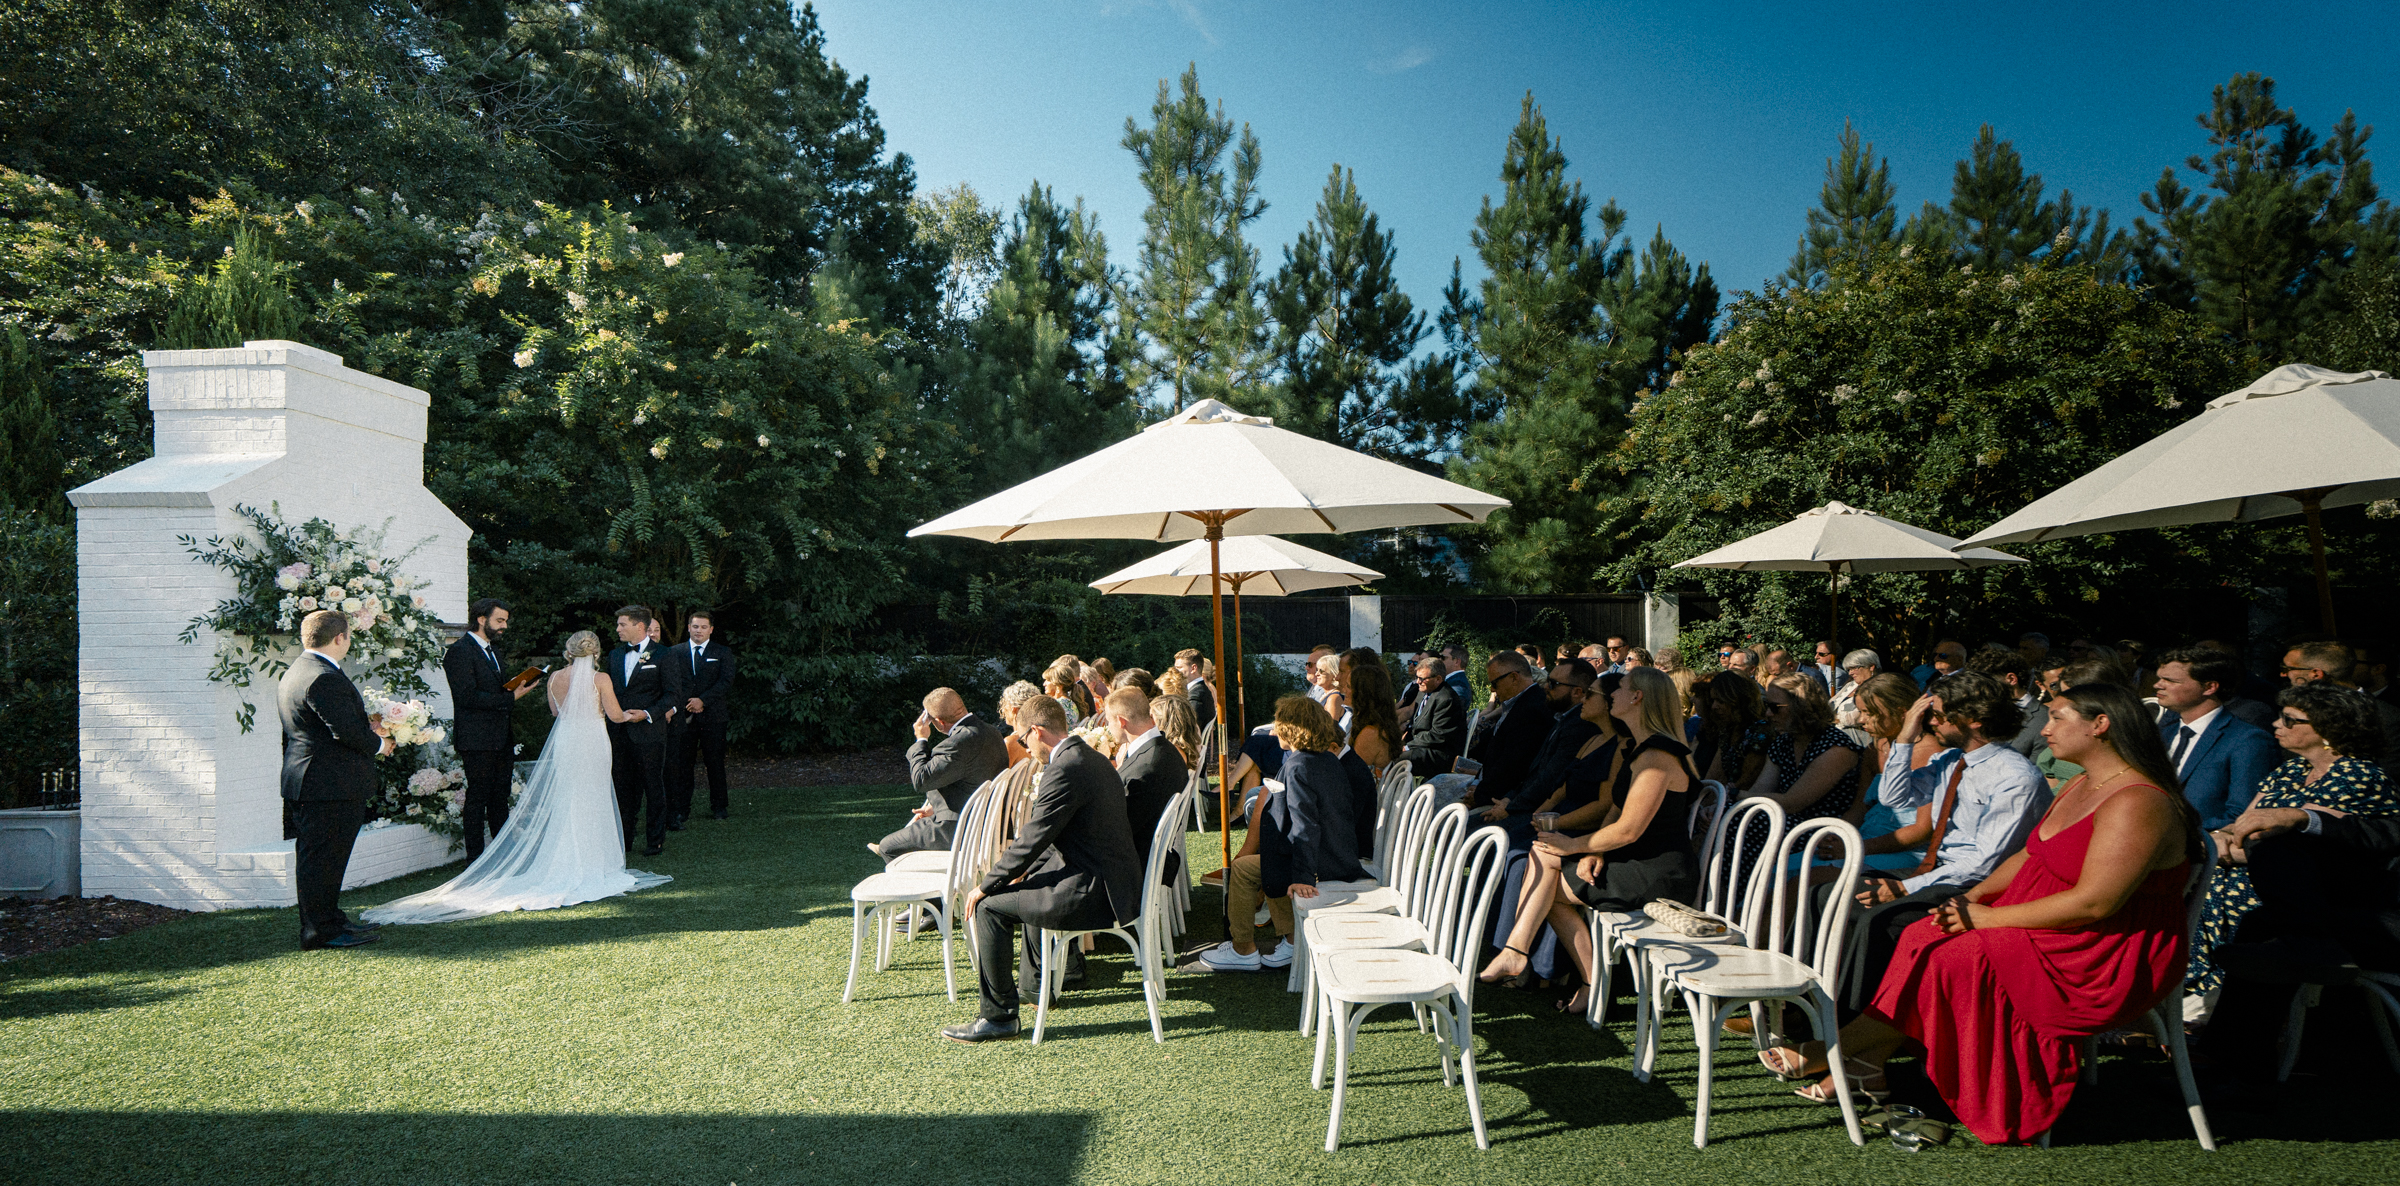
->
[1790, 681, 2197, 1145]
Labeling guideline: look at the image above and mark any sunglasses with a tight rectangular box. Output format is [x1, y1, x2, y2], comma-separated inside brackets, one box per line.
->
[2276, 713, 2314, 730]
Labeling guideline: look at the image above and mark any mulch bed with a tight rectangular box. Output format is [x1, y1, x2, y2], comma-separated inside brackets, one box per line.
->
[1, 895, 192, 962]
[725, 745, 911, 788]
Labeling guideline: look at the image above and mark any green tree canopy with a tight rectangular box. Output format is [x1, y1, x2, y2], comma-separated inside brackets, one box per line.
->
[1121, 65, 1269, 412]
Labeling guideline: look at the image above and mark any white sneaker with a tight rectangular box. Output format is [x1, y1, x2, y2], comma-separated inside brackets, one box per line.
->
[1195, 941, 1263, 972]
[1258, 938, 1295, 969]
[1254, 906, 1273, 926]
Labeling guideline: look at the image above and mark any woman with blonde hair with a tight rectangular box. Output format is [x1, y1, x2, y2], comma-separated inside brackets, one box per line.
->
[1153, 692, 1203, 771]
[1043, 663, 1084, 726]
[1314, 651, 1351, 737]
[1477, 666, 1700, 1012]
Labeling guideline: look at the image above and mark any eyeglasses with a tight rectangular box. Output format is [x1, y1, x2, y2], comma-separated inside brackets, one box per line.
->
[2276, 713, 2314, 730]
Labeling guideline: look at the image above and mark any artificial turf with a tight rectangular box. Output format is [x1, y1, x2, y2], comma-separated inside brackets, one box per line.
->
[3, 782, 2394, 1186]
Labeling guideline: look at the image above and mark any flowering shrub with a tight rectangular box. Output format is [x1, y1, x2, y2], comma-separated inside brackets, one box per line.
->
[180, 504, 452, 732]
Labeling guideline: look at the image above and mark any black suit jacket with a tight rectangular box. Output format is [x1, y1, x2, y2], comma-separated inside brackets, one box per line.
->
[664, 640, 736, 729]
[605, 642, 670, 743]
[1506, 710, 1604, 814]
[1187, 678, 1217, 729]
[1464, 684, 1552, 806]
[909, 713, 1010, 820]
[981, 737, 1144, 925]
[1118, 732, 1187, 863]
[443, 633, 515, 753]
[1400, 683, 1467, 774]
[278, 654, 381, 801]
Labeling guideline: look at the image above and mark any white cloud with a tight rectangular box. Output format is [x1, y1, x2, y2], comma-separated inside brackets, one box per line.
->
[1372, 45, 1434, 74]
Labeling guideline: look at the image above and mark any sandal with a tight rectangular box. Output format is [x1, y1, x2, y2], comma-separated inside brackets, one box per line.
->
[1860, 1106, 1952, 1147]
[1757, 1040, 1826, 1081]
[1557, 985, 1591, 1015]
[1477, 945, 1531, 985]
[1793, 1056, 1888, 1105]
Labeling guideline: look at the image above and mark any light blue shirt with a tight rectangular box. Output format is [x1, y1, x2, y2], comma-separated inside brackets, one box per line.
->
[1879, 738, 2051, 894]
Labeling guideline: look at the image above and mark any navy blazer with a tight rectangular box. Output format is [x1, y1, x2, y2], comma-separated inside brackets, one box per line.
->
[2161, 708, 2280, 831]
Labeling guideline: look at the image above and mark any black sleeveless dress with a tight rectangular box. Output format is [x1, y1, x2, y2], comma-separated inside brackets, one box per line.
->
[1561, 733, 1702, 911]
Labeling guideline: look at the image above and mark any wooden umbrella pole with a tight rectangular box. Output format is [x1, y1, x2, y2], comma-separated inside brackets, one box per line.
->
[1207, 519, 1235, 888]
[1827, 561, 1841, 655]
[1232, 580, 1248, 736]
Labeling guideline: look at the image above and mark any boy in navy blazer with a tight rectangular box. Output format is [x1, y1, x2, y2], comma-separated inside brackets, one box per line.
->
[2154, 646, 2281, 830]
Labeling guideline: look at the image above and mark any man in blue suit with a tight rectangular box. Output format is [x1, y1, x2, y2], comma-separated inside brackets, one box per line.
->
[2154, 646, 2281, 830]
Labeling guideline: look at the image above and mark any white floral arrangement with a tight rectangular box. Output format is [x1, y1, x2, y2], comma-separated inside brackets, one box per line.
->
[1071, 723, 1120, 759]
[364, 690, 445, 747]
[375, 730, 526, 849]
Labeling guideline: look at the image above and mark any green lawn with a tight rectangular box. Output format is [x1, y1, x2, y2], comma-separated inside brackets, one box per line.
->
[4, 783, 2394, 1186]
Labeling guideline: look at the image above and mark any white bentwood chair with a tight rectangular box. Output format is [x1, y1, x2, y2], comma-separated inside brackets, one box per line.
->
[843, 785, 992, 1004]
[1636, 817, 1868, 1150]
[1583, 779, 1741, 1028]
[1311, 824, 1513, 1152]
[1299, 790, 1453, 1036]
[1028, 788, 1196, 1044]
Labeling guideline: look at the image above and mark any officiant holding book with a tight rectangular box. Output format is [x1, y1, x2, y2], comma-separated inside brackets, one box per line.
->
[445, 598, 537, 860]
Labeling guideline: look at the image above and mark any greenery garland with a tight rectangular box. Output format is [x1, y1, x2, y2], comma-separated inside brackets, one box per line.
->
[179, 504, 451, 733]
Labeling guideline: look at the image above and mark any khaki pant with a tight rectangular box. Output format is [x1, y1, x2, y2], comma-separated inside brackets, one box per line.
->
[1226, 854, 1293, 948]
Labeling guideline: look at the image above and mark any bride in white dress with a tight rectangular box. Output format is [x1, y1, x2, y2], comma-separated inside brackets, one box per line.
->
[365, 630, 670, 924]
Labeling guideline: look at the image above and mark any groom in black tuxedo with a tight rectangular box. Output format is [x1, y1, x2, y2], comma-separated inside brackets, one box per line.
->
[279, 610, 393, 949]
[606, 605, 673, 856]
[443, 598, 535, 859]
[663, 609, 735, 825]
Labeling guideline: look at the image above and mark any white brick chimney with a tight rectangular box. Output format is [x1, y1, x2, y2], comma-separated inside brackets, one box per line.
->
[67, 341, 471, 910]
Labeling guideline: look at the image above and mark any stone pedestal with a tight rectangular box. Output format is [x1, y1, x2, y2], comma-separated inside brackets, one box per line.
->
[66, 341, 470, 910]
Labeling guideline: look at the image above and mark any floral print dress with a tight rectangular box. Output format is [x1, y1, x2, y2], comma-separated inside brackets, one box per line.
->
[2189, 754, 2399, 994]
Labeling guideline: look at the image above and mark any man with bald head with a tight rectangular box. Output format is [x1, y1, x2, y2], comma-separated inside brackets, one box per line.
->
[875, 687, 1010, 862]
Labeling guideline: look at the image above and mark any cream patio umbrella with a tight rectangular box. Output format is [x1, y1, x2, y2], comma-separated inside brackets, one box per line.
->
[1957, 364, 2400, 633]
[1673, 501, 2027, 648]
[910, 399, 1508, 874]
[1090, 534, 1384, 736]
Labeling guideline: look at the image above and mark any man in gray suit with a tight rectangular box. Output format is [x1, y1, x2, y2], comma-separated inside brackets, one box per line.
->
[278, 609, 393, 950]
[943, 695, 1143, 1043]
[874, 687, 1008, 861]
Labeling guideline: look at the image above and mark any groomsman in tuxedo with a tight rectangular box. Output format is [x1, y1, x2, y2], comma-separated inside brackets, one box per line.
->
[279, 610, 393, 949]
[606, 605, 672, 856]
[664, 609, 736, 825]
[443, 598, 535, 859]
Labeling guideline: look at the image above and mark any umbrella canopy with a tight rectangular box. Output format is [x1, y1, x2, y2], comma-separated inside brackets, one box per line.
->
[1957, 364, 2400, 631]
[908, 399, 1508, 543]
[1088, 535, 1383, 597]
[1673, 501, 2025, 648]
[1674, 502, 2027, 573]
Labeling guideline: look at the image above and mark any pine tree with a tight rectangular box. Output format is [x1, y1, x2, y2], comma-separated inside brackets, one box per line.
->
[160, 224, 303, 350]
[1905, 125, 2133, 278]
[0, 327, 65, 515]
[2135, 72, 2400, 357]
[1786, 121, 1899, 287]
[1120, 65, 1269, 412]
[1263, 166, 1429, 455]
[1446, 95, 1712, 591]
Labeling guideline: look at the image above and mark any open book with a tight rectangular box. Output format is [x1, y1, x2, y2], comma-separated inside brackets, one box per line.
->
[502, 665, 550, 692]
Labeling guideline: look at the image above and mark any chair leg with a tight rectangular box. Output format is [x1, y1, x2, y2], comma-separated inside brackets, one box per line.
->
[2079, 1034, 2099, 1086]
[2038, 1128, 2052, 1149]
[1588, 917, 1613, 1030]
[2277, 983, 2315, 1083]
[1032, 932, 1057, 1045]
[1312, 995, 1334, 1089]
[938, 901, 957, 1003]
[1689, 992, 1718, 1150]
[1299, 958, 1315, 1036]
[1456, 1012, 1491, 1151]
[2157, 1004, 2217, 1151]
[843, 900, 866, 1003]
[1812, 988, 1864, 1147]
[1430, 1000, 1457, 1087]
[1327, 1000, 1370, 1152]
[1633, 957, 1662, 1083]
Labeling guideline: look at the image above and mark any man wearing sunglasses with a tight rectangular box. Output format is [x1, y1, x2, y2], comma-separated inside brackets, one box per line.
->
[1459, 651, 1552, 813]
[1481, 661, 1599, 825]
[2281, 640, 2400, 771]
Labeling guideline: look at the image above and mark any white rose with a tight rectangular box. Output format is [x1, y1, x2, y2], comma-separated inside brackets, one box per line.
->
[341, 598, 361, 613]
[387, 646, 404, 658]
[422, 727, 445, 745]
[298, 596, 318, 611]
[276, 574, 301, 591]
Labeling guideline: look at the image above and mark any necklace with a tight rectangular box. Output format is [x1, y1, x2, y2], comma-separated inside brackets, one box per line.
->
[2084, 766, 2134, 794]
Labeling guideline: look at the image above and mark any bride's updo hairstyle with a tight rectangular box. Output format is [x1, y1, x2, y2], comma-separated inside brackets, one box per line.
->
[563, 630, 602, 660]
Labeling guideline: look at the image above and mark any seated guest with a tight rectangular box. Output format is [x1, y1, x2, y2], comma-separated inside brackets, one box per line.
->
[1807, 640, 1840, 693]
[2187, 639, 2278, 730]
[1655, 646, 1685, 674]
[943, 695, 1143, 1043]
[1516, 642, 1547, 672]
[1342, 651, 1403, 774]
[1151, 691, 1203, 772]
[1832, 649, 1881, 734]
[1080, 660, 1116, 716]
[1763, 647, 1799, 683]
[1156, 667, 1186, 700]
[1044, 664, 1085, 727]
[2186, 682, 2398, 1013]
[1694, 671, 1772, 787]
[1478, 666, 1700, 1014]
[1104, 687, 1186, 866]
[996, 680, 1044, 768]
[1441, 645, 1474, 703]
[1770, 682, 2198, 1145]
[1726, 646, 1761, 684]
[1968, 648, 2045, 756]
[1112, 667, 1161, 701]
[1313, 652, 1351, 736]
[1852, 673, 1942, 874]
[875, 688, 1009, 862]
[1738, 675, 1865, 864]
[2196, 799, 2400, 1104]
[1625, 647, 1655, 669]
[1823, 671, 2050, 1018]
[1483, 661, 1602, 825]
[1174, 648, 1217, 728]
[1303, 645, 1338, 705]
[1197, 696, 1365, 972]
[2033, 658, 2125, 788]
[2152, 646, 2280, 831]
[2282, 640, 2400, 770]
[1401, 656, 1468, 775]
[1462, 651, 1554, 810]
[1485, 671, 1630, 986]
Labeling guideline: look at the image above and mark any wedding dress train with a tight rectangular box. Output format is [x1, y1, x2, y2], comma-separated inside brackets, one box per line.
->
[364, 657, 669, 924]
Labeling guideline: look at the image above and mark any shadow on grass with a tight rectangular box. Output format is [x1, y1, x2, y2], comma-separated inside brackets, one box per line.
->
[0, 1109, 1096, 1186]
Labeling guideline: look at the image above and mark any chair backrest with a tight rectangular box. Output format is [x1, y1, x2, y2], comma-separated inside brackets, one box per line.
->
[1698, 796, 1786, 940]
[1197, 720, 1219, 775]
[2174, 833, 2220, 988]
[1138, 788, 1195, 928]
[1687, 779, 1731, 849]
[1756, 818, 1863, 989]
[1370, 760, 1414, 872]
[1383, 784, 1441, 902]
[1431, 825, 1513, 1005]
[1400, 800, 1470, 922]
[945, 780, 997, 901]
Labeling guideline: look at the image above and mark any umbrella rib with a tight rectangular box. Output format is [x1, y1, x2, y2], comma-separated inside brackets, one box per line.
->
[1436, 503, 1473, 521]
[1311, 508, 1338, 533]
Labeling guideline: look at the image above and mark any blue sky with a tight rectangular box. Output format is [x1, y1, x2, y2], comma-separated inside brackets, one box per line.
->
[813, 0, 2398, 314]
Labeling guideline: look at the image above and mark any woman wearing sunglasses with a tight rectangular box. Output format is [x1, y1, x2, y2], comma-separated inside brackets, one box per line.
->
[2185, 682, 2399, 1016]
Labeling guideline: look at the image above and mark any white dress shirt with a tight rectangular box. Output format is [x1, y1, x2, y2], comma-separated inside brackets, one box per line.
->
[1116, 726, 1163, 770]
[623, 646, 643, 683]
[2169, 705, 2223, 775]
